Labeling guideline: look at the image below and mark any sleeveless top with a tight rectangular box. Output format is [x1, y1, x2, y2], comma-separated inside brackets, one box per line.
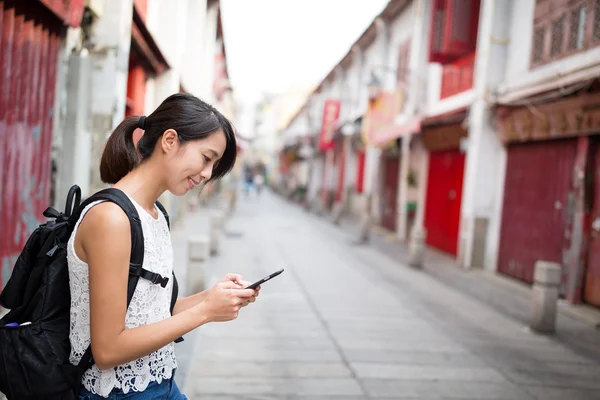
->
[66, 196, 177, 397]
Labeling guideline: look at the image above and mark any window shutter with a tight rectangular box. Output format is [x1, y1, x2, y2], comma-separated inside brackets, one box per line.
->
[396, 40, 411, 89]
[429, 0, 449, 63]
[441, 0, 480, 57]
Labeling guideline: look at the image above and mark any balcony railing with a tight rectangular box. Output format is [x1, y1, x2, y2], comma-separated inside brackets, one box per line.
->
[440, 53, 475, 99]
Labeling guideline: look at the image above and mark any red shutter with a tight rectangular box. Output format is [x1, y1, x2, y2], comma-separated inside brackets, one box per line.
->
[356, 150, 366, 193]
[429, 0, 449, 63]
[441, 0, 480, 57]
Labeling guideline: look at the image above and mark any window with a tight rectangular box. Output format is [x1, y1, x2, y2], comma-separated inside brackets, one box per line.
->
[396, 39, 411, 90]
[533, 27, 546, 62]
[429, 0, 481, 64]
[594, 0, 600, 42]
[550, 15, 565, 57]
[568, 4, 587, 50]
[531, 0, 600, 67]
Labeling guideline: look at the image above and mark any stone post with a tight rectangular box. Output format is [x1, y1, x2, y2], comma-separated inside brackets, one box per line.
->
[358, 195, 372, 243]
[407, 227, 426, 268]
[332, 202, 344, 225]
[530, 261, 562, 333]
[187, 235, 210, 294]
[209, 210, 225, 256]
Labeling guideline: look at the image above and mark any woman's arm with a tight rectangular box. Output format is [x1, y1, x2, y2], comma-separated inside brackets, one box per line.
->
[172, 291, 208, 315]
[76, 202, 256, 370]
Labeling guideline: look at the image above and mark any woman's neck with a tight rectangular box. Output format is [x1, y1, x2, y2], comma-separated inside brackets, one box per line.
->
[113, 161, 166, 213]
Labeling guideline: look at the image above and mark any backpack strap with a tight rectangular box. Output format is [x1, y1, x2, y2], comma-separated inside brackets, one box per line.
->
[155, 200, 170, 229]
[155, 199, 184, 344]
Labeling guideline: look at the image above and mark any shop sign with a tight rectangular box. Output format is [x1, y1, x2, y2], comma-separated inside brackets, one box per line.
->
[496, 93, 600, 143]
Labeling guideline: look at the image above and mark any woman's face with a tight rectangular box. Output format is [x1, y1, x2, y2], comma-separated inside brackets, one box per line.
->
[161, 129, 227, 196]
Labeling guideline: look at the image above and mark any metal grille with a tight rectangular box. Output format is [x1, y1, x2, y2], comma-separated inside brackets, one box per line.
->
[593, 0, 600, 42]
[551, 15, 565, 57]
[533, 27, 546, 62]
[531, 0, 600, 67]
[568, 4, 587, 50]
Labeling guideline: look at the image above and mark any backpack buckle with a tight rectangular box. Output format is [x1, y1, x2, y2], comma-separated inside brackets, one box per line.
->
[151, 274, 169, 288]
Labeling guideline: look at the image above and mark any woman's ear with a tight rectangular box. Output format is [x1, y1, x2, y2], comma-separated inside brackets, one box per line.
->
[161, 129, 179, 154]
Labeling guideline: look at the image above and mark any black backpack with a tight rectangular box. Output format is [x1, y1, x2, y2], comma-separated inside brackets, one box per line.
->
[0, 185, 182, 400]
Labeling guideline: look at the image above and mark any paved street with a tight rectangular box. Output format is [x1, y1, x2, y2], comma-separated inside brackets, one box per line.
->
[177, 191, 600, 400]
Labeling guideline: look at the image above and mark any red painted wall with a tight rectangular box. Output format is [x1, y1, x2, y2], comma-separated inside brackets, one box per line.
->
[0, 3, 63, 289]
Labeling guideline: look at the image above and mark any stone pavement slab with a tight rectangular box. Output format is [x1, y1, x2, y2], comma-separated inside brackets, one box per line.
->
[177, 192, 600, 399]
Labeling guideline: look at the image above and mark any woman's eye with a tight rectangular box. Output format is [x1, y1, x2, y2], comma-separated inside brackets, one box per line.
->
[203, 155, 211, 163]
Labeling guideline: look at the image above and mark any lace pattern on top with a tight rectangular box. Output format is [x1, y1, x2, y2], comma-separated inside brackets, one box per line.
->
[67, 197, 177, 397]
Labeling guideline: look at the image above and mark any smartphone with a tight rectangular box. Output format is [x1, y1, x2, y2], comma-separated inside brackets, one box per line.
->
[244, 269, 284, 289]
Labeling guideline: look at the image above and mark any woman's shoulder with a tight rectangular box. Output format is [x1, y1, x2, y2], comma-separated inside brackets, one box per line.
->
[78, 202, 131, 243]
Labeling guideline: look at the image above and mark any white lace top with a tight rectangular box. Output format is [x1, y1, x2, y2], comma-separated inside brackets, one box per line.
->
[67, 197, 177, 397]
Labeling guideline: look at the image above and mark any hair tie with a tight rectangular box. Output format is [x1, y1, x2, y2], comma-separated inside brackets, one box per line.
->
[138, 116, 146, 130]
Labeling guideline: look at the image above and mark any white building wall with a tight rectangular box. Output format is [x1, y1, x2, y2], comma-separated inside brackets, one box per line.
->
[387, 2, 415, 89]
[200, 4, 220, 103]
[459, 0, 512, 269]
[144, 0, 225, 219]
[182, 0, 209, 96]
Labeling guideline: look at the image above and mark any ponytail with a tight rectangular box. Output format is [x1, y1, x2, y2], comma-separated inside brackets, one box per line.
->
[99, 116, 140, 184]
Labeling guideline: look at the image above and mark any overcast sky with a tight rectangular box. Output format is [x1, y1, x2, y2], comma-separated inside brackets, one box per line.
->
[220, 0, 389, 103]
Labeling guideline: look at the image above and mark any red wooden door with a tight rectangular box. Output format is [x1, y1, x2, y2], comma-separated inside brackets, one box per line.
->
[381, 156, 400, 231]
[424, 149, 465, 255]
[497, 139, 577, 284]
[584, 142, 600, 307]
[335, 145, 345, 203]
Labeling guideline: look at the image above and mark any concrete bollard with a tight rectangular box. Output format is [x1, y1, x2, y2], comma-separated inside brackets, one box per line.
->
[530, 261, 562, 333]
[188, 235, 210, 294]
[358, 212, 371, 243]
[209, 210, 225, 256]
[332, 202, 344, 225]
[407, 227, 426, 268]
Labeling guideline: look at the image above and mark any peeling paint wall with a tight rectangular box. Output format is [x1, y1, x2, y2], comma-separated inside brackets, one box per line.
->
[0, 1, 71, 291]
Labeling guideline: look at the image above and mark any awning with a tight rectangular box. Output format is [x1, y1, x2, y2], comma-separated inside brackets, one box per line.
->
[422, 107, 468, 127]
[131, 5, 170, 75]
[372, 118, 421, 147]
[369, 107, 469, 147]
[39, 0, 85, 27]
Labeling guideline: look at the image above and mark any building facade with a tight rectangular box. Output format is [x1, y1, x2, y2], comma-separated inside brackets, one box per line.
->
[278, 0, 600, 309]
[1, 0, 234, 293]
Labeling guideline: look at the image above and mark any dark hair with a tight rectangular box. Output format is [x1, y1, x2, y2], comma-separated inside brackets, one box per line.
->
[100, 93, 237, 184]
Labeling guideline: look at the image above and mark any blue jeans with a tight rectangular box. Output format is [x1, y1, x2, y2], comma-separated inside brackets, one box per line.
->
[79, 377, 188, 400]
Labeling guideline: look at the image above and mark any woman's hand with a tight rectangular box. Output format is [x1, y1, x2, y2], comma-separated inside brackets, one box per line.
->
[218, 273, 261, 308]
[237, 279, 260, 307]
[195, 279, 257, 322]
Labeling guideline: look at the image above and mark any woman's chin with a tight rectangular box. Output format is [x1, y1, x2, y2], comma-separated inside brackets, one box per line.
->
[168, 186, 188, 197]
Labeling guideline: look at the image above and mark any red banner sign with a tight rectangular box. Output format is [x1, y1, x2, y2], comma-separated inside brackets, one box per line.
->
[319, 99, 341, 151]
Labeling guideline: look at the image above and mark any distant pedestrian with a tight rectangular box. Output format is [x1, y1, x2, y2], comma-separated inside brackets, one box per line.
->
[243, 163, 254, 195]
[69, 93, 260, 399]
[254, 172, 265, 195]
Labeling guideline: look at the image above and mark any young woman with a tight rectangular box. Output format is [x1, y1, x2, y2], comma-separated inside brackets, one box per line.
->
[68, 93, 259, 399]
